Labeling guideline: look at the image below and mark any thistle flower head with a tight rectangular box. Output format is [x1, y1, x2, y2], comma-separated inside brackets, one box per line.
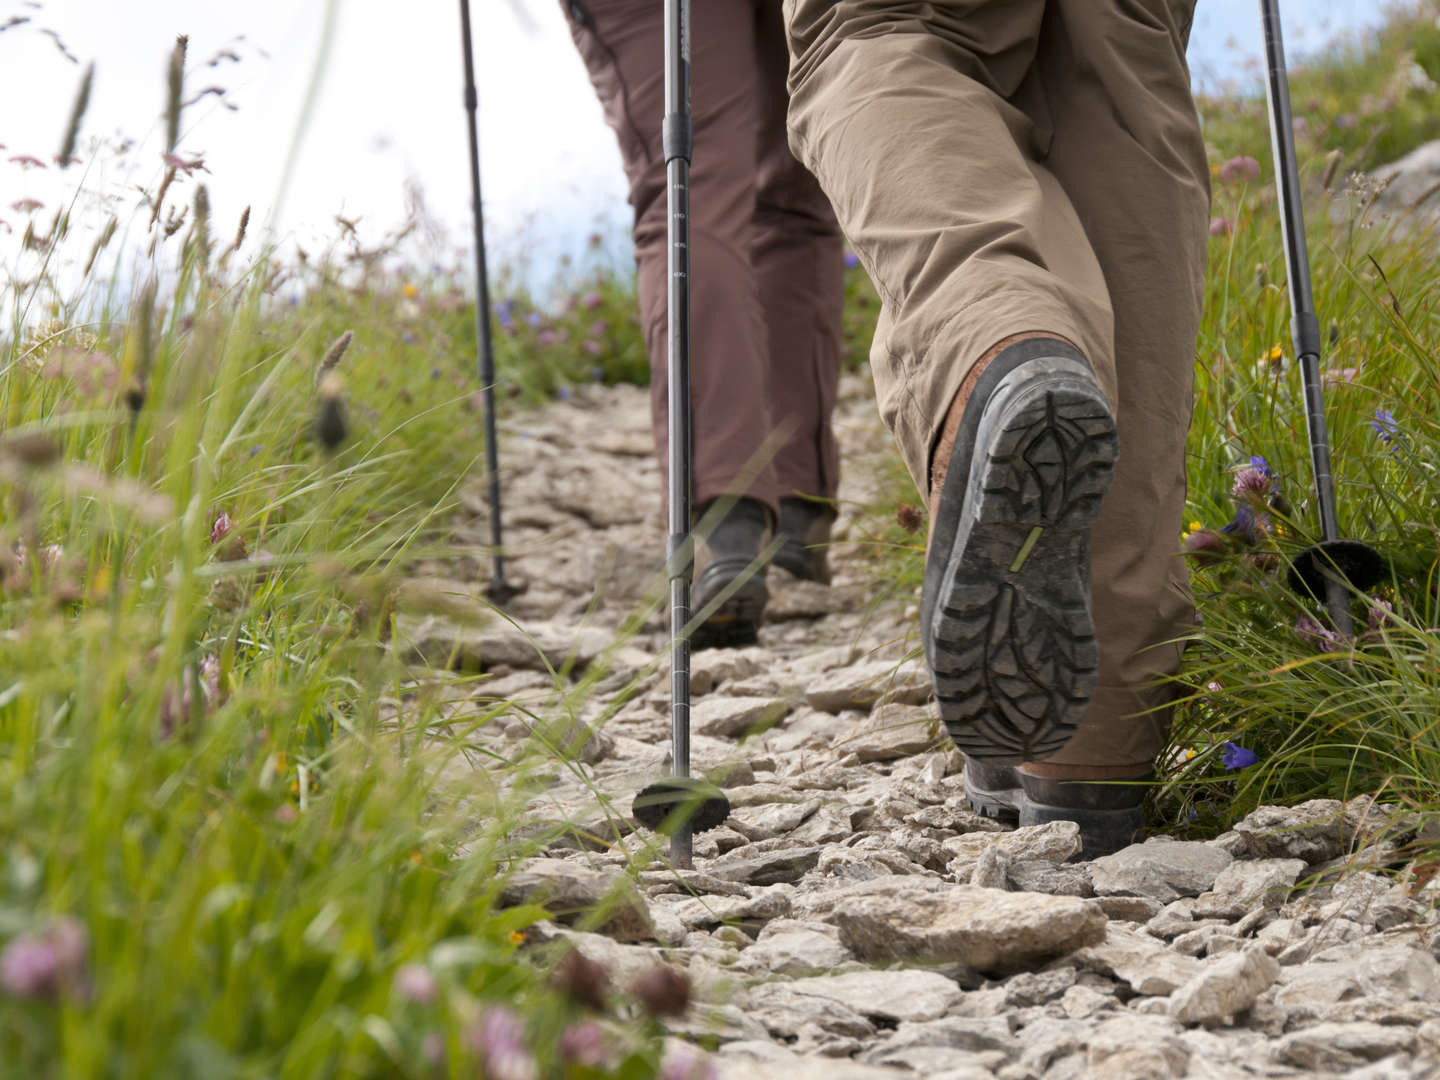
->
[550, 947, 610, 1012]
[629, 964, 691, 1019]
[1, 916, 89, 1000]
[1183, 527, 1227, 565]
[557, 1021, 608, 1067]
[1231, 466, 1272, 503]
[392, 963, 437, 1005]
[1219, 155, 1261, 183]
[1295, 614, 1348, 653]
[465, 1007, 536, 1080]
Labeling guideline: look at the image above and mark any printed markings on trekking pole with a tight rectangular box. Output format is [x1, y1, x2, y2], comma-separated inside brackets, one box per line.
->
[1009, 526, 1045, 574]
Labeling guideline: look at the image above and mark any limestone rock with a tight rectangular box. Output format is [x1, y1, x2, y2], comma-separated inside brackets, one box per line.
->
[1090, 840, 1233, 902]
[1231, 800, 1348, 864]
[694, 696, 791, 738]
[1085, 1013, 1190, 1079]
[1191, 857, 1305, 919]
[840, 703, 941, 762]
[497, 859, 652, 941]
[944, 819, 1084, 869]
[1272, 944, 1440, 1024]
[1168, 946, 1281, 1026]
[805, 657, 928, 712]
[798, 877, 1104, 972]
[732, 919, 854, 977]
[710, 847, 823, 887]
[1070, 924, 1203, 996]
[664, 887, 793, 931]
[739, 969, 965, 1027]
[1274, 1021, 1415, 1072]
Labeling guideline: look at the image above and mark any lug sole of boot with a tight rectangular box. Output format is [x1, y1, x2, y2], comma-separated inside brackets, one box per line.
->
[927, 349, 1116, 764]
[1018, 800, 1145, 859]
[963, 761, 1021, 822]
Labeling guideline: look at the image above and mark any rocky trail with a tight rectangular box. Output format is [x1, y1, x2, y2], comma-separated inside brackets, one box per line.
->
[397, 373, 1440, 1079]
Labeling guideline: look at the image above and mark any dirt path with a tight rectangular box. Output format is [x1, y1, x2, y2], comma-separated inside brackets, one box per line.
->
[402, 374, 1440, 1080]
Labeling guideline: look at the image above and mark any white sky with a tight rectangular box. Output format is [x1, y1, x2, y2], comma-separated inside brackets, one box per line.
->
[0, 0, 1400, 297]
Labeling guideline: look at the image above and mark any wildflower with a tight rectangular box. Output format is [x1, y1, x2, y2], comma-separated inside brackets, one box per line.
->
[895, 503, 923, 533]
[1231, 466, 1272, 504]
[526, 311, 543, 329]
[555, 386, 572, 401]
[209, 511, 233, 543]
[537, 329, 559, 347]
[589, 318, 609, 337]
[393, 963, 438, 1005]
[551, 947, 611, 1012]
[1183, 528, 1227, 566]
[1295, 614, 1347, 653]
[402, 331, 416, 345]
[160, 151, 208, 175]
[496, 298, 515, 332]
[590, 365, 605, 381]
[1183, 521, 1203, 537]
[1219, 155, 1261, 183]
[629, 964, 691, 1019]
[1249, 455, 1271, 478]
[658, 1043, 718, 1080]
[7, 154, 47, 169]
[0, 916, 89, 1000]
[466, 1007, 537, 1080]
[1263, 344, 1284, 366]
[9, 197, 42, 213]
[403, 283, 418, 299]
[1220, 503, 1265, 546]
[558, 1020, 608, 1066]
[581, 290, 603, 310]
[1220, 741, 1258, 771]
[1208, 217, 1234, 237]
[1366, 598, 1396, 634]
[843, 250, 860, 269]
[1370, 406, 1398, 443]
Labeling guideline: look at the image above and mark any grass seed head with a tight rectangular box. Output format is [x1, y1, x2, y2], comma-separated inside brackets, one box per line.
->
[315, 329, 354, 387]
[58, 61, 93, 168]
[165, 35, 188, 153]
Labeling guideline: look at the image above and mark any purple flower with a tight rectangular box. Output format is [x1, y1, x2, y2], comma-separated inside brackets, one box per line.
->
[1220, 503, 1266, 546]
[1183, 528, 1227, 566]
[1220, 741, 1258, 771]
[581, 290, 603, 310]
[210, 511, 233, 544]
[1249, 455, 1271, 478]
[1371, 406, 1398, 443]
[537, 330, 559, 347]
[555, 386, 572, 401]
[1367, 598, 1396, 634]
[1231, 466, 1272, 503]
[1209, 217, 1234, 237]
[590, 366, 605, 382]
[466, 1007, 537, 1080]
[402, 331, 417, 345]
[1, 917, 89, 1000]
[1295, 614, 1347, 653]
[1219, 155, 1261, 183]
[843, 250, 860, 269]
[526, 311, 543, 329]
[393, 963, 437, 1005]
[496, 298, 515, 333]
[558, 1020, 608, 1067]
[582, 338, 604, 357]
[659, 1043, 718, 1080]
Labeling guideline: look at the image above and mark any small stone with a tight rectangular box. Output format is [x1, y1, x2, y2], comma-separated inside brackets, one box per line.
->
[1086, 1013, 1190, 1078]
[1232, 800, 1348, 864]
[1004, 966, 1077, 1006]
[1007, 860, 1094, 897]
[498, 859, 652, 941]
[1168, 945, 1281, 1026]
[1090, 840, 1233, 902]
[841, 703, 941, 762]
[739, 969, 965, 1027]
[1070, 924, 1203, 996]
[732, 919, 855, 977]
[1191, 858, 1305, 919]
[805, 658, 927, 712]
[970, 846, 1011, 890]
[1059, 983, 1113, 1019]
[1095, 895, 1162, 922]
[1274, 1021, 1415, 1072]
[694, 696, 791, 738]
[711, 846, 823, 886]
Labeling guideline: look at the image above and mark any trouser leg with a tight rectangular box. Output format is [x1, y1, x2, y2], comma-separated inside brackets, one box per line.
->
[564, 0, 781, 513]
[753, 0, 845, 502]
[784, 0, 1207, 768]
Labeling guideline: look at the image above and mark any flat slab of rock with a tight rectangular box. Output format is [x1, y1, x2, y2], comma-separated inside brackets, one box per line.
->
[1273, 1021, 1416, 1072]
[1070, 924, 1203, 996]
[795, 876, 1105, 972]
[663, 887, 793, 930]
[732, 919, 855, 977]
[709, 847, 823, 887]
[1232, 799, 1350, 864]
[694, 696, 791, 738]
[944, 820, 1083, 869]
[805, 657, 929, 712]
[1191, 857, 1305, 919]
[839, 703, 941, 762]
[1090, 840, 1233, 901]
[740, 969, 965, 1025]
[498, 859, 651, 941]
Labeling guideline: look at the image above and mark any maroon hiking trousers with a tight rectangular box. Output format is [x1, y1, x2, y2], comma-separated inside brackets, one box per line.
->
[562, 0, 846, 516]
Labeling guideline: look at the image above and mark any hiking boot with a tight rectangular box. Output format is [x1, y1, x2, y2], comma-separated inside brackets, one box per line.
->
[963, 759, 1147, 859]
[691, 497, 770, 650]
[924, 337, 1117, 763]
[773, 497, 834, 584]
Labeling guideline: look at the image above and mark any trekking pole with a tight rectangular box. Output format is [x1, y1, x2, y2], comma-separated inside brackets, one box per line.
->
[1258, 0, 1383, 637]
[459, 0, 516, 604]
[630, 0, 729, 867]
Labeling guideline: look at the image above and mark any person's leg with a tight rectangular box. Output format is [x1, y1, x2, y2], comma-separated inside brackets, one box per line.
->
[561, 0, 782, 514]
[785, 1, 1120, 755]
[752, 0, 846, 581]
[1022, 0, 1209, 777]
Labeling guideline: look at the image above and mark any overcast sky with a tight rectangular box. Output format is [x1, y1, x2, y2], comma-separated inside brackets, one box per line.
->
[0, 0, 1400, 297]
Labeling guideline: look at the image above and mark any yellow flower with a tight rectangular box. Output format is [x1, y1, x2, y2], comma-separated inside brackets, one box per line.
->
[508, 930, 526, 945]
[402, 283, 418, 298]
[1266, 344, 1284, 363]
[1186, 520, 1203, 535]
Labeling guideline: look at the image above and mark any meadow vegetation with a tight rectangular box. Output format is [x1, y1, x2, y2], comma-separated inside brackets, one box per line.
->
[4, 3, 1440, 1075]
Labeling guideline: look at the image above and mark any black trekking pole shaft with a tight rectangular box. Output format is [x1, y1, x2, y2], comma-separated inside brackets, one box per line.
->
[664, 0, 694, 867]
[459, 0, 511, 601]
[1259, 0, 1351, 634]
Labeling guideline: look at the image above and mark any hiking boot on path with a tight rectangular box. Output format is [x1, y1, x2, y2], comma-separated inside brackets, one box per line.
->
[691, 497, 770, 650]
[773, 497, 835, 584]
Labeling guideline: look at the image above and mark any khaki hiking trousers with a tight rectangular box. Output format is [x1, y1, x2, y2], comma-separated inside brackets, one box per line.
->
[785, 0, 1210, 769]
[562, 0, 845, 516]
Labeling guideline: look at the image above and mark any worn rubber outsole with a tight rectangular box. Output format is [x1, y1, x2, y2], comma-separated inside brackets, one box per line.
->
[962, 762, 1146, 858]
[691, 557, 767, 651]
[925, 342, 1117, 765]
